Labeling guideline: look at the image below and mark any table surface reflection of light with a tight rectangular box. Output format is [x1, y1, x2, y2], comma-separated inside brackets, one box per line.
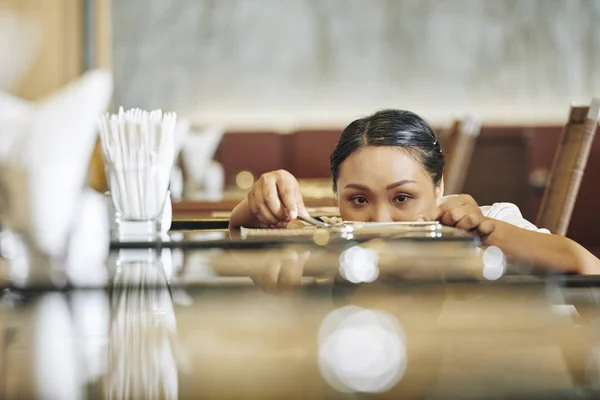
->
[3, 236, 600, 399]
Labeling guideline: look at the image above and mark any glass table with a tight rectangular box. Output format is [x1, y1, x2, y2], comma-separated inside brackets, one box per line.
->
[2, 227, 600, 399]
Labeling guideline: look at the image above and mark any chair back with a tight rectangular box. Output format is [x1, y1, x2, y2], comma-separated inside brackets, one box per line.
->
[443, 116, 482, 195]
[536, 99, 600, 235]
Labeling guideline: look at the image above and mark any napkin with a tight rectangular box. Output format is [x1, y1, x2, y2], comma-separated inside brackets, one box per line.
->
[0, 92, 30, 160]
[0, 69, 113, 261]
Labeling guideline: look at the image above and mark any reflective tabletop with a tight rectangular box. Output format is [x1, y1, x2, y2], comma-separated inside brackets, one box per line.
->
[2, 230, 600, 399]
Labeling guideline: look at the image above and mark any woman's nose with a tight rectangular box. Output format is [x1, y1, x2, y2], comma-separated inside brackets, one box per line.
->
[370, 205, 394, 223]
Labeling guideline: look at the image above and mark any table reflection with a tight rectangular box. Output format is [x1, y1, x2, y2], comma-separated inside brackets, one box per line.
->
[4, 237, 600, 398]
[178, 236, 484, 291]
[105, 259, 178, 400]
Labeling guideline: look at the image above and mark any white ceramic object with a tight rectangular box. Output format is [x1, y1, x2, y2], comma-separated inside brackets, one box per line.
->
[173, 118, 191, 156]
[181, 126, 224, 197]
[169, 118, 190, 201]
[170, 165, 184, 201]
[202, 161, 225, 201]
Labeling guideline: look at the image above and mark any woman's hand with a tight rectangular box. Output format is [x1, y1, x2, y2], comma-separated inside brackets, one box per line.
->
[248, 248, 312, 295]
[420, 195, 600, 275]
[418, 194, 496, 238]
[248, 170, 307, 228]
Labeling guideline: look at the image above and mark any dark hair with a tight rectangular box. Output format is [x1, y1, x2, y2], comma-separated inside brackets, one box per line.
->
[330, 109, 444, 192]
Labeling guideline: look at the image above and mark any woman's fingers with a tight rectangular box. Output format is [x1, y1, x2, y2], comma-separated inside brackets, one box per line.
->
[263, 181, 287, 221]
[454, 211, 484, 231]
[277, 178, 299, 220]
[418, 194, 492, 235]
[418, 196, 465, 222]
[439, 205, 469, 226]
[249, 186, 280, 226]
[478, 219, 496, 236]
[295, 184, 307, 219]
[249, 249, 311, 294]
[277, 250, 305, 287]
[248, 170, 303, 225]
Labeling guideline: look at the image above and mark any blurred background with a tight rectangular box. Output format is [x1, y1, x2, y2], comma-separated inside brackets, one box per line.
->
[2, 0, 599, 251]
[110, 0, 600, 128]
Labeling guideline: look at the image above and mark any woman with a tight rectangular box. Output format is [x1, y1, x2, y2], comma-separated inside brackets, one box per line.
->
[230, 109, 600, 274]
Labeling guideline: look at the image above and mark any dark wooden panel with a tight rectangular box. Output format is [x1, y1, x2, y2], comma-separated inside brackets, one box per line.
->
[526, 126, 563, 220]
[215, 131, 286, 186]
[527, 126, 563, 171]
[566, 131, 600, 246]
[288, 130, 341, 178]
[462, 127, 531, 219]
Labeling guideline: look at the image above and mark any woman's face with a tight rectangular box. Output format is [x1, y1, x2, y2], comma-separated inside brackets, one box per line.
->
[336, 146, 443, 222]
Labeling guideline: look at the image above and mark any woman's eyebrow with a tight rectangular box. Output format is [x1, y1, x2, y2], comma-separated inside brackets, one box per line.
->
[386, 180, 417, 190]
[343, 180, 417, 191]
[343, 183, 370, 191]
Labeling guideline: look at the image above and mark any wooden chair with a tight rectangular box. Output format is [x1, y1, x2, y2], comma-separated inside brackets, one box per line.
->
[536, 99, 600, 236]
[443, 115, 482, 195]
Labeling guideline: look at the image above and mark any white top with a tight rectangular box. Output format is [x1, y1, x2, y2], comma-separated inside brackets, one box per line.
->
[479, 202, 550, 234]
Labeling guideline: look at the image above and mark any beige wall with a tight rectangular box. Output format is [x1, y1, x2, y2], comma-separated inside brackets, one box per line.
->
[2, 0, 113, 191]
[93, 0, 112, 70]
[2, 0, 83, 100]
[88, 0, 113, 192]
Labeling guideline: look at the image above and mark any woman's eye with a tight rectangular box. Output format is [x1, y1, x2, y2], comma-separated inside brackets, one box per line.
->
[394, 195, 409, 203]
[351, 196, 368, 205]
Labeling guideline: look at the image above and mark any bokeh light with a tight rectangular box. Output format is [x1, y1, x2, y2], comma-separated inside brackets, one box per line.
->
[482, 245, 506, 280]
[313, 229, 330, 246]
[235, 171, 254, 189]
[318, 306, 407, 393]
[339, 246, 379, 284]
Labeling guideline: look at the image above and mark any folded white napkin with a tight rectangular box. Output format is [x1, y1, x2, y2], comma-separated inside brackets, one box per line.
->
[0, 69, 113, 262]
[0, 92, 31, 160]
